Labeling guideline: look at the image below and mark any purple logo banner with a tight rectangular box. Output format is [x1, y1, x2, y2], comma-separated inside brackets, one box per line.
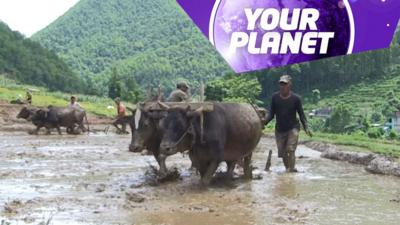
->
[177, 0, 400, 73]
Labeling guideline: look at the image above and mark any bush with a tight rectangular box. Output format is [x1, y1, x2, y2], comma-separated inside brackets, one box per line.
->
[370, 112, 384, 124]
[324, 104, 353, 133]
[387, 130, 398, 140]
[308, 117, 325, 132]
[367, 127, 384, 139]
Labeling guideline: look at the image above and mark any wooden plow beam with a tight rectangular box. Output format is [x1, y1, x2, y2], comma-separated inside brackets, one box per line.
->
[140, 102, 214, 112]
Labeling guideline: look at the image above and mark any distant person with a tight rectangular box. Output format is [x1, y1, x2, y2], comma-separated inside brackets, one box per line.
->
[264, 75, 312, 172]
[112, 97, 129, 134]
[167, 82, 191, 102]
[26, 90, 32, 105]
[69, 96, 81, 109]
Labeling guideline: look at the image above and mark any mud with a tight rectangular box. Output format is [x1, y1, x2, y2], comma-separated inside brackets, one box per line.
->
[304, 141, 400, 177]
[1, 131, 400, 225]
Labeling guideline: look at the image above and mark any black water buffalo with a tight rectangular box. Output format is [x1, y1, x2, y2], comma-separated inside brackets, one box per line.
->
[17, 106, 89, 135]
[159, 103, 263, 185]
[128, 102, 192, 175]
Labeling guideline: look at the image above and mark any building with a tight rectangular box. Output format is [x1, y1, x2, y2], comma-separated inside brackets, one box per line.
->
[309, 107, 332, 119]
[388, 111, 400, 132]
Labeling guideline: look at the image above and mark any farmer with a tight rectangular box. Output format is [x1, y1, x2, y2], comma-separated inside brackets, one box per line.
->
[69, 95, 81, 109]
[167, 82, 191, 102]
[112, 97, 129, 134]
[265, 75, 312, 172]
[26, 90, 32, 105]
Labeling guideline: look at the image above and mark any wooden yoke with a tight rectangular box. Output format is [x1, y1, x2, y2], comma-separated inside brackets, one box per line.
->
[140, 102, 214, 112]
[139, 101, 214, 144]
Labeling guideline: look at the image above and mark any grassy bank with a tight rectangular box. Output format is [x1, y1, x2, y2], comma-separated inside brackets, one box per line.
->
[0, 75, 124, 117]
[264, 126, 400, 158]
[301, 132, 400, 158]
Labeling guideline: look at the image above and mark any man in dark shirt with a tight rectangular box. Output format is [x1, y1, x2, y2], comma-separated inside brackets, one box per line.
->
[265, 75, 312, 172]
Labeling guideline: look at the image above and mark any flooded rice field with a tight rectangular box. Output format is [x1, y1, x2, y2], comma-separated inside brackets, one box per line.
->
[0, 132, 399, 225]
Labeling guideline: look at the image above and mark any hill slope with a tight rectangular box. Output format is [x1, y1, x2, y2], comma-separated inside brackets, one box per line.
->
[32, 0, 230, 95]
[0, 22, 83, 92]
[306, 65, 400, 115]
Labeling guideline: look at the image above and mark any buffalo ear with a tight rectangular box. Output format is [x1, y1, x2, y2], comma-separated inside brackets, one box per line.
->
[139, 102, 145, 110]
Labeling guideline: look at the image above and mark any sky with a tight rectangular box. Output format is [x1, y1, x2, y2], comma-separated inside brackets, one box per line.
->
[0, 0, 80, 37]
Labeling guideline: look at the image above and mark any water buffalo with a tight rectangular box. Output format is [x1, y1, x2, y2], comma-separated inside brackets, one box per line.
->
[17, 106, 89, 135]
[128, 102, 192, 175]
[159, 103, 263, 185]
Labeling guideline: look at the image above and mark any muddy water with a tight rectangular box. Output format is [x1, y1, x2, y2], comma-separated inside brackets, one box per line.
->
[0, 132, 399, 225]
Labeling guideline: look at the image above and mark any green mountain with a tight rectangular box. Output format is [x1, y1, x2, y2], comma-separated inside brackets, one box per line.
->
[32, 0, 230, 96]
[0, 22, 83, 92]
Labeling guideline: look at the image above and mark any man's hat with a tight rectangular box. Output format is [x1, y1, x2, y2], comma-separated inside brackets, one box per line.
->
[177, 81, 189, 89]
[279, 75, 292, 84]
[114, 97, 121, 102]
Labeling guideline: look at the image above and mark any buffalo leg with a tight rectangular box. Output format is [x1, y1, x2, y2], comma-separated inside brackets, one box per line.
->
[79, 123, 86, 132]
[157, 154, 168, 176]
[226, 161, 236, 179]
[152, 151, 163, 169]
[45, 126, 52, 135]
[31, 125, 43, 135]
[243, 153, 253, 179]
[201, 160, 219, 185]
[56, 126, 62, 135]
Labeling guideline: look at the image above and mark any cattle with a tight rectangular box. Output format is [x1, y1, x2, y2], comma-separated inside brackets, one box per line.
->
[128, 102, 192, 176]
[17, 106, 89, 135]
[158, 103, 263, 185]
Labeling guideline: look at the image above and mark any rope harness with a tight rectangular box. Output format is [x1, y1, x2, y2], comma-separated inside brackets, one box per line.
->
[171, 126, 191, 147]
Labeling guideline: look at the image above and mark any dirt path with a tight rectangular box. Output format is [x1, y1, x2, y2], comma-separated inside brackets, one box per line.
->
[1, 131, 400, 225]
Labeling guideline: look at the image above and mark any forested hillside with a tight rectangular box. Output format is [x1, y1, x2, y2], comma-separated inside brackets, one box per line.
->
[32, 0, 399, 104]
[0, 22, 83, 92]
[255, 26, 400, 103]
[32, 0, 230, 96]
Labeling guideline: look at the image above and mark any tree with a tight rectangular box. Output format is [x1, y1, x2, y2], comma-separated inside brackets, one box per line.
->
[121, 77, 144, 103]
[324, 104, 353, 133]
[205, 73, 262, 104]
[108, 68, 122, 99]
[312, 89, 321, 103]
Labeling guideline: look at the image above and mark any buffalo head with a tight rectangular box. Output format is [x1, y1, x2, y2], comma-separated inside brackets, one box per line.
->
[159, 106, 202, 156]
[17, 107, 38, 121]
[129, 102, 166, 153]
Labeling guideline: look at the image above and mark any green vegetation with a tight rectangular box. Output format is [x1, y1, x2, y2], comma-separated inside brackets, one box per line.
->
[263, 125, 400, 157]
[302, 132, 400, 158]
[205, 73, 262, 104]
[32, 0, 230, 96]
[0, 75, 119, 117]
[305, 67, 400, 116]
[107, 67, 144, 102]
[0, 22, 83, 92]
